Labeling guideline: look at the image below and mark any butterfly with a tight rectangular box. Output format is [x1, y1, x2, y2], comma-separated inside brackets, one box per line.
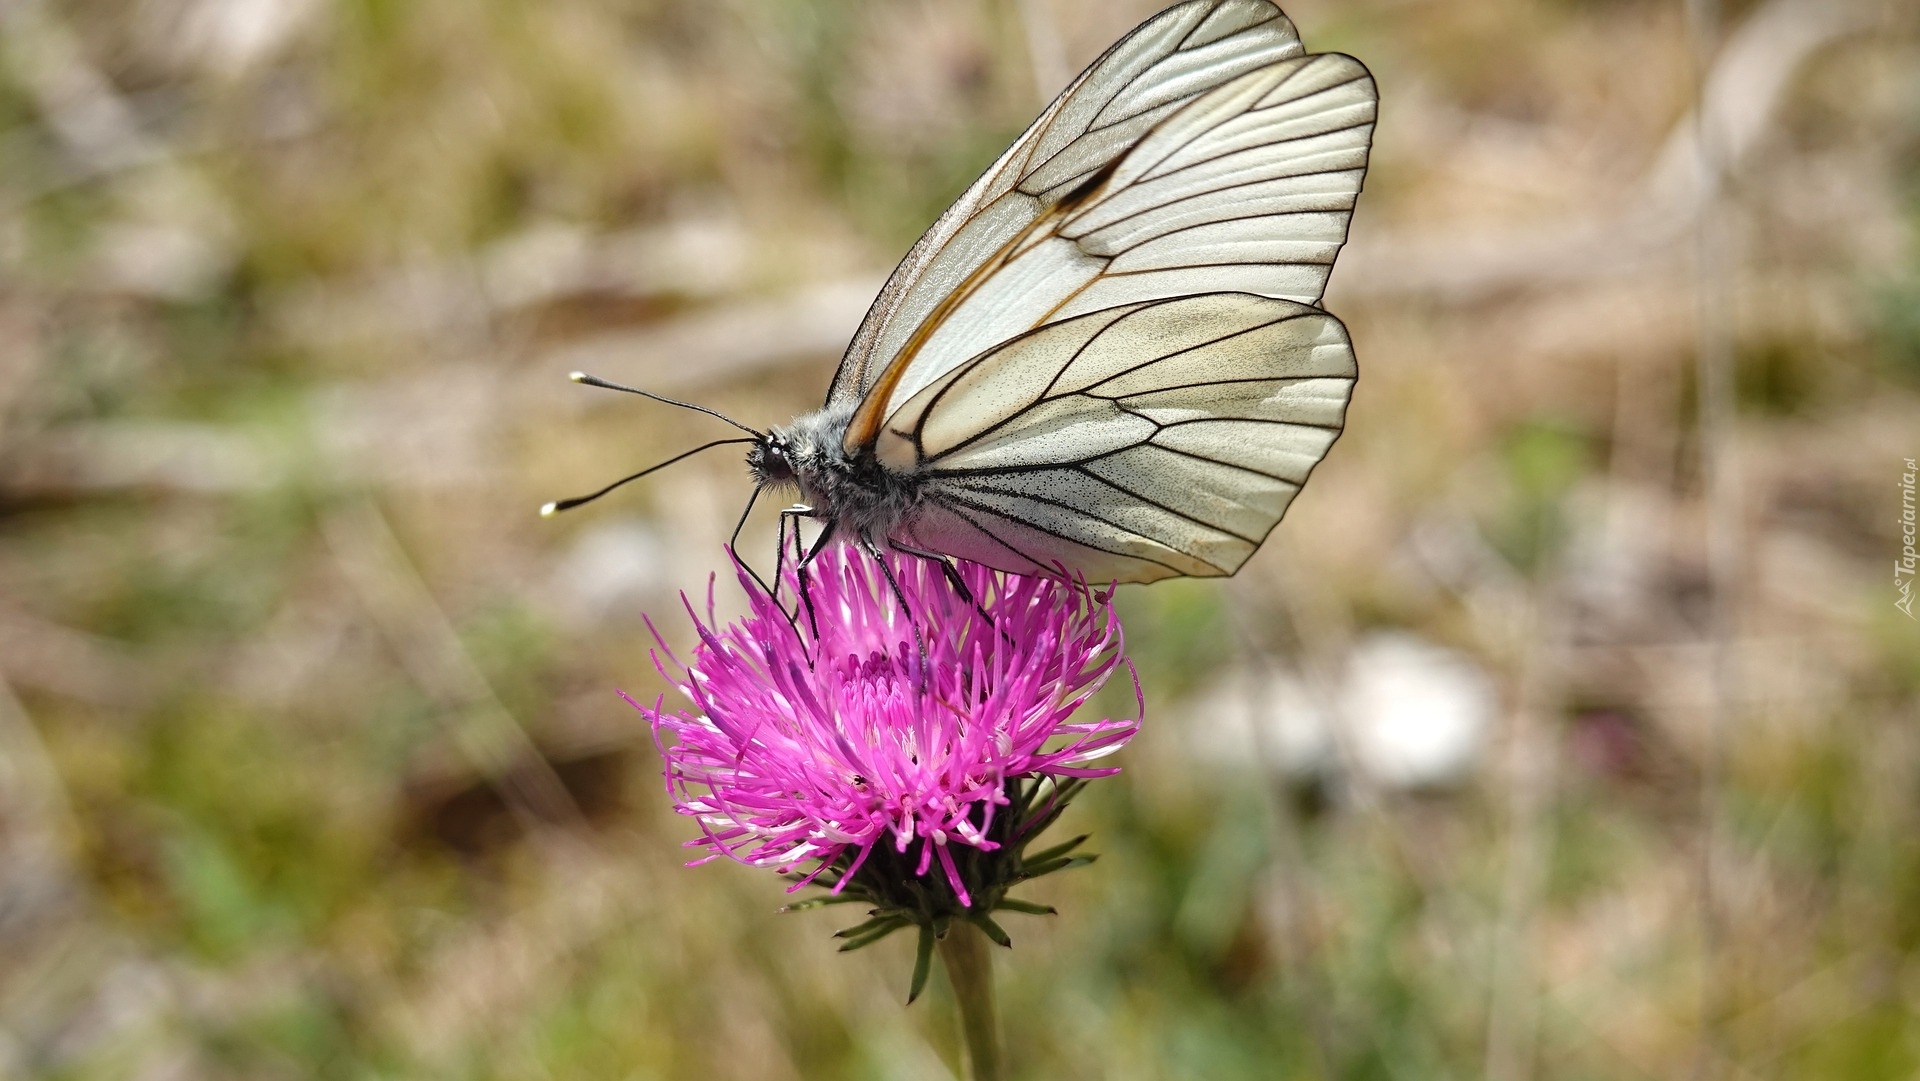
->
[548, 0, 1374, 597]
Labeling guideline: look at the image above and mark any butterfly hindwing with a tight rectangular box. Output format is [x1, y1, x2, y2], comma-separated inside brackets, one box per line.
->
[881, 293, 1356, 583]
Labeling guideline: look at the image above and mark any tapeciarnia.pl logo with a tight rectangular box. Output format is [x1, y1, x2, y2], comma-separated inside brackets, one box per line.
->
[1899, 458, 1917, 620]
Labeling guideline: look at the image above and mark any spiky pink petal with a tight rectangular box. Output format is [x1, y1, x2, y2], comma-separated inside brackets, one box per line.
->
[640, 545, 1139, 895]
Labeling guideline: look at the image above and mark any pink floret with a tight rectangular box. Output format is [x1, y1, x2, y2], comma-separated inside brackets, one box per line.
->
[635, 546, 1139, 904]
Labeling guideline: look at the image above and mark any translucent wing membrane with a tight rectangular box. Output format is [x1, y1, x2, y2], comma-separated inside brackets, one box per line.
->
[833, 7, 1374, 455]
[801, 1, 1373, 583]
[881, 293, 1357, 583]
[829, 0, 1319, 419]
[841, 59, 1375, 447]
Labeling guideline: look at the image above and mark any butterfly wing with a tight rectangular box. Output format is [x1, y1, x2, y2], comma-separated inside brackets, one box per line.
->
[827, 0, 1374, 582]
[878, 293, 1355, 583]
[838, 38, 1375, 451]
[827, 0, 1315, 415]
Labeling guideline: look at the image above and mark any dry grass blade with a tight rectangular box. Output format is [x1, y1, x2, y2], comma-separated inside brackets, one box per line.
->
[320, 500, 587, 840]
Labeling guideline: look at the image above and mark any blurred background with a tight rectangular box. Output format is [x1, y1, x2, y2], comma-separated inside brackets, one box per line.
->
[1, 0, 1917, 1077]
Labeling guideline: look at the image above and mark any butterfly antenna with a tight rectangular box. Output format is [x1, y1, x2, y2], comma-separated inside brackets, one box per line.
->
[539, 437, 757, 517]
[568, 371, 762, 437]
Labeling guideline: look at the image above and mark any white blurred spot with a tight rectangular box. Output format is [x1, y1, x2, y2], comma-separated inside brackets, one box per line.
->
[93, 224, 230, 300]
[91, 174, 238, 301]
[481, 214, 752, 309]
[178, 0, 321, 77]
[1189, 632, 1498, 791]
[547, 518, 670, 629]
[1340, 633, 1497, 789]
[1188, 667, 1334, 777]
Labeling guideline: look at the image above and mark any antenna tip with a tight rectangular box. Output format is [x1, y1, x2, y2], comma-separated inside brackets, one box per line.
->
[567, 371, 588, 383]
[539, 502, 559, 518]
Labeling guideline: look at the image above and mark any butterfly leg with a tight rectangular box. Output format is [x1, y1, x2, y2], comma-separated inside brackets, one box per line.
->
[729, 486, 785, 609]
[889, 536, 1026, 652]
[887, 536, 1006, 627]
[774, 502, 817, 607]
[772, 504, 801, 596]
[887, 537, 975, 605]
[861, 530, 930, 685]
[785, 506, 815, 573]
[718, 495, 808, 652]
[793, 517, 837, 641]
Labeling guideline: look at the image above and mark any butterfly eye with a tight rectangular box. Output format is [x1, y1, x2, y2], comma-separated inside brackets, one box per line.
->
[749, 440, 796, 486]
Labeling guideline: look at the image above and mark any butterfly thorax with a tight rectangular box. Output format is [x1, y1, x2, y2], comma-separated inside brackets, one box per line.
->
[749, 403, 922, 538]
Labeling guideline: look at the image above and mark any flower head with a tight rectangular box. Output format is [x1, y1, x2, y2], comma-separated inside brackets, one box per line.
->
[637, 544, 1138, 916]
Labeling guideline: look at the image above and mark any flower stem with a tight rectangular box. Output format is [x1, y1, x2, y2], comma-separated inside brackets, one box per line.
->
[938, 922, 1003, 1081]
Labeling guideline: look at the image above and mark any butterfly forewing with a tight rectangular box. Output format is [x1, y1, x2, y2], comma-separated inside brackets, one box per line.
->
[831, 1, 1371, 585]
[829, 0, 1310, 425]
[841, 38, 1374, 451]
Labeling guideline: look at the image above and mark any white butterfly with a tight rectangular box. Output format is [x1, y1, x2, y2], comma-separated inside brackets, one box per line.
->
[552, 0, 1374, 590]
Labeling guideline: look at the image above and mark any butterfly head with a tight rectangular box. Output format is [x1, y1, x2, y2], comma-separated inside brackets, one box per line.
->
[750, 405, 859, 491]
[746, 432, 797, 489]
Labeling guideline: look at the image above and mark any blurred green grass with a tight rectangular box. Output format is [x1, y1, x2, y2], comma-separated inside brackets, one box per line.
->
[3, 1, 1919, 1079]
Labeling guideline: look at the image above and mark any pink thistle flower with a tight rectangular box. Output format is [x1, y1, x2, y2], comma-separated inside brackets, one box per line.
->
[635, 545, 1139, 918]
